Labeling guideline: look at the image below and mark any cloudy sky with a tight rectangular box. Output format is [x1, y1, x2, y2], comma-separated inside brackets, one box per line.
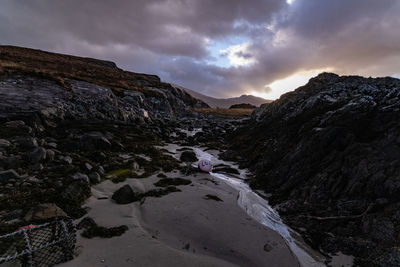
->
[1, 0, 400, 99]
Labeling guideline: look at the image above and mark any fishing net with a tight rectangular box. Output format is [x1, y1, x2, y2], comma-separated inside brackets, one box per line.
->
[0, 217, 76, 267]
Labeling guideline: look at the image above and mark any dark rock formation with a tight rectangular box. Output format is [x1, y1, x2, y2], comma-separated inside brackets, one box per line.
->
[180, 150, 198, 162]
[112, 184, 141, 204]
[227, 73, 400, 265]
[0, 45, 208, 126]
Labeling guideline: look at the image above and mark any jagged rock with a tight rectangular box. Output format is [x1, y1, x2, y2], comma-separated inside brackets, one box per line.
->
[88, 172, 101, 184]
[24, 203, 67, 222]
[0, 155, 22, 169]
[61, 181, 91, 205]
[0, 169, 20, 184]
[29, 163, 43, 172]
[227, 73, 400, 265]
[0, 139, 11, 147]
[71, 172, 90, 183]
[4, 120, 25, 128]
[84, 162, 93, 171]
[46, 149, 56, 161]
[29, 147, 47, 163]
[46, 142, 57, 149]
[80, 132, 111, 151]
[180, 151, 198, 162]
[59, 155, 73, 164]
[94, 165, 105, 175]
[2, 120, 32, 136]
[112, 184, 141, 204]
[17, 137, 38, 150]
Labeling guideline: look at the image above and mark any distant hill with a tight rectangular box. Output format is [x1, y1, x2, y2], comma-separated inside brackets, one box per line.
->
[174, 85, 272, 108]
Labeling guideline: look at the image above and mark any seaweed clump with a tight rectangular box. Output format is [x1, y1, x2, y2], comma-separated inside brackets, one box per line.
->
[77, 217, 128, 238]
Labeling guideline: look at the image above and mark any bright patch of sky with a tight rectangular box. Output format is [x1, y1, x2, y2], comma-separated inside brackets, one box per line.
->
[251, 68, 333, 100]
[206, 36, 253, 68]
[220, 42, 256, 67]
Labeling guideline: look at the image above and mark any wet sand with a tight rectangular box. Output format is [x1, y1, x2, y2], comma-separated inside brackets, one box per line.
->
[60, 171, 300, 267]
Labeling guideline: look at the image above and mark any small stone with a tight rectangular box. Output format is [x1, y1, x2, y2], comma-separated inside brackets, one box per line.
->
[60, 156, 73, 164]
[88, 172, 101, 184]
[264, 243, 273, 252]
[71, 172, 90, 183]
[29, 147, 47, 163]
[95, 166, 105, 175]
[54, 180, 63, 188]
[112, 184, 141, 204]
[5, 120, 25, 127]
[47, 142, 58, 149]
[0, 139, 11, 147]
[27, 176, 40, 183]
[24, 203, 67, 222]
[17, 137, 38, 149]
[0, 169, 20, 184]
[46, 149, 56, 161]
[85, 162, 93, 171]
[29, 163, 44, 172]
[131, 161, 140, 171]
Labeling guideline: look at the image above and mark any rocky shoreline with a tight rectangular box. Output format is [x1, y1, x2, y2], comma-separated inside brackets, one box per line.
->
[2, 46, 400, 266]
[226, 73, 400, 266]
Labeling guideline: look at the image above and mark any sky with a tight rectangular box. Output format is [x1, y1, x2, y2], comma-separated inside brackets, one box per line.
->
[1, 0, 400, 99]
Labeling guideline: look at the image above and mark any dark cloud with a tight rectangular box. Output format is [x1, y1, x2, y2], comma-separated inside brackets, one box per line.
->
[235, 51, 253, 59]
[0, 0, 400, 98]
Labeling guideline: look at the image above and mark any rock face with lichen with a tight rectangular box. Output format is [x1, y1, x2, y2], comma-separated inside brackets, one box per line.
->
[0, 45, 208, 125]
[0, 46, 204, 235]
[227, 73, 400, 265]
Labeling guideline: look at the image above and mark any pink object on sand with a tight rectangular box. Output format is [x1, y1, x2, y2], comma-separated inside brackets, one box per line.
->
[198, 159, 212, 172]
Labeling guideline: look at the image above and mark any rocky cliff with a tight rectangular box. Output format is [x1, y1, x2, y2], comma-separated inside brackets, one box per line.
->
[0, 46, 208, 125]
[227, 73, 400, 266]
[0, 46, 208, 234]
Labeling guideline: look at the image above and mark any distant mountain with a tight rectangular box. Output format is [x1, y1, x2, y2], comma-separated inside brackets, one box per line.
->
[174, 85, 272, 108]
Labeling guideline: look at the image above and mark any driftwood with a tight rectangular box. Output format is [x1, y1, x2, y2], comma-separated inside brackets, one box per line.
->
[299, 204, 373, 221]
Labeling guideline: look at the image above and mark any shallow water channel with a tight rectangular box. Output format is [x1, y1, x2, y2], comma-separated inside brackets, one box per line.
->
[161, 142, 326, 267]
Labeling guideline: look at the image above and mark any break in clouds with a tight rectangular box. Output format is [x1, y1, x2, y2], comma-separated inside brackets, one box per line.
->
[1, 0, 400, 98]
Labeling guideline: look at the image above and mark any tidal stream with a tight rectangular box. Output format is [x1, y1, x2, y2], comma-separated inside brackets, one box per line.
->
[162, 142, 325, 267]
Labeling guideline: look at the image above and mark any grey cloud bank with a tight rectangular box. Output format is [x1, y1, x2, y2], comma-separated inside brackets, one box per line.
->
[1, 0, 399, 98]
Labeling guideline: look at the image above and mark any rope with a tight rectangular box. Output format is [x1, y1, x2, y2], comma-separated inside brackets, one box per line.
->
[0, 217, 76, 266]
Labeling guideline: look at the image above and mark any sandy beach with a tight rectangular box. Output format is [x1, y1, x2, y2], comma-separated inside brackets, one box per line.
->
[60, 169, 300, 267]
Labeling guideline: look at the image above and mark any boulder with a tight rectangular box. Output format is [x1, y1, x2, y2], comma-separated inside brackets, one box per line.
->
[4, 120, 25, 128]
[61, 181, 91, 205]
[24, 203, 67, 222]
[112, 184, 141, 204]
[80, 132, 111, 151]
[0, 169, 20, 184]
[84, 162, 93, 171]
[46, 149, 56, 161]
[88, 172, 101, 184]
[180, 151, 198, 162]
[71, 172, 90, 183]
[0, 139, 11, 148]
[29, 147, 47, 163]
[29, 163, 44, 172]
[59, 155, 73, 164]
[17, 137, 38, 150]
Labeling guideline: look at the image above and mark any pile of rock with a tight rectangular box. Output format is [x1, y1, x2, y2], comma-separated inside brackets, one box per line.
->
[227, 73, 400, 265]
